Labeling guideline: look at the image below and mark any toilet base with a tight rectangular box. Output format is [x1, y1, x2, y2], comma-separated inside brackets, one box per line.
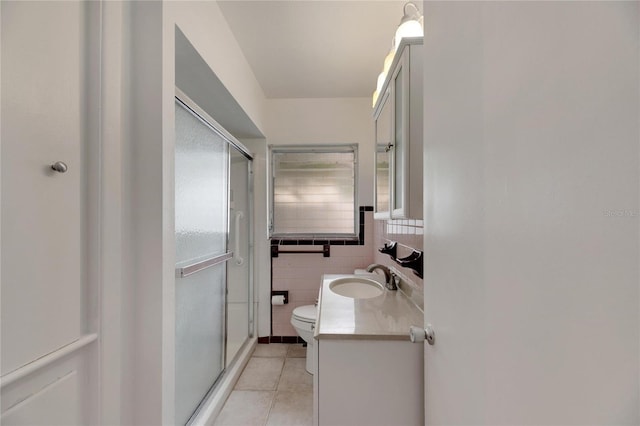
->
[305, 341, 315, 374]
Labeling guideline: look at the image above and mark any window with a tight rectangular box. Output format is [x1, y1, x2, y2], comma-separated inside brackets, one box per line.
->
[270, 145, 357, 237]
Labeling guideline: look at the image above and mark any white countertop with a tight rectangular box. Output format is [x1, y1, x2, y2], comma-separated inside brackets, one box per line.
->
[314, 273, 424, 341]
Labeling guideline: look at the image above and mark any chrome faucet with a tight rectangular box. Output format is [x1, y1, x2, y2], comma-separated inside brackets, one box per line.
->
[365, 264, 397, 290]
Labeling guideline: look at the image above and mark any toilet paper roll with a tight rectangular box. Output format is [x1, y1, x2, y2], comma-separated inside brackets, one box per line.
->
[271, 295, 285, 305]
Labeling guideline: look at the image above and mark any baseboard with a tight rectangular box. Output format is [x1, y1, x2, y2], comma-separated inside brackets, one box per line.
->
[258, 336, 305, 344]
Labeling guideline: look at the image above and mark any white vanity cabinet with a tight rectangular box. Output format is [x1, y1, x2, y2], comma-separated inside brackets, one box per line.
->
[315, 339, 423, 426]
[313, 274, 424, 425]
[373, 37, 423, 219]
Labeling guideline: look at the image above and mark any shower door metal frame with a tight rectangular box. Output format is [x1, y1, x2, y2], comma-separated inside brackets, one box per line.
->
[175, 88, 254, 425]
[228, 146, 255, 341]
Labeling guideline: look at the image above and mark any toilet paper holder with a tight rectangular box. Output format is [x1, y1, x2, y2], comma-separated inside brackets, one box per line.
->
[271, 290, 289, 304]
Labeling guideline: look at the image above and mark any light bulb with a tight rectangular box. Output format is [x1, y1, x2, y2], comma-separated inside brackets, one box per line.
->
[376, 71, 386, 94]
[394, 20, 423, 50]
[383, 48, 395, 74]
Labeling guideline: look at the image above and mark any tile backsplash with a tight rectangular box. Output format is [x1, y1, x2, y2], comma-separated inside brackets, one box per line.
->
[373, 218, 424, 299]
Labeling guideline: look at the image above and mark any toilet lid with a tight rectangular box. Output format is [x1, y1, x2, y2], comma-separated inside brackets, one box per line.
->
[292, 305, 316, 322]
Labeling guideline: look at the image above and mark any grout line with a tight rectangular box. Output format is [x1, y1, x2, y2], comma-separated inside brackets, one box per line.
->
[264, 354, 286, 426]
[216, 344, 311, 426]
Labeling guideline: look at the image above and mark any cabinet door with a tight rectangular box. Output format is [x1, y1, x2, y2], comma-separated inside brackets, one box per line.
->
[375, 41, 422, 220]
[391, 49, 410, 218]
[374, 89, 392, 218]
[375, 145, 390, 216]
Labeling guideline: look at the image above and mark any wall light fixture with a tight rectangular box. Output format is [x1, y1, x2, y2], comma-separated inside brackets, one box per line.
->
[372, 2, 423, 108]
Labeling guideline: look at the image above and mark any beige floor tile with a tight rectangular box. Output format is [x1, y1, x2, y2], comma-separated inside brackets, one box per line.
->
[235, 357, 284, 391]
[265, 390, 313, 426]
[213, 390, 274, 426]
[277, 357, 312, 392]
[286, 344, 307, 358]
[253, 343, 290, 358]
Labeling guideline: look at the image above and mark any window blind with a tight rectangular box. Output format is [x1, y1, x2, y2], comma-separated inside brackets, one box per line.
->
[271, 147, 356, 236]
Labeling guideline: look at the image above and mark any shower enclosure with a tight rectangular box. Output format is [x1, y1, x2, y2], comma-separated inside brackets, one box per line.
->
[174, 91, 253, 425]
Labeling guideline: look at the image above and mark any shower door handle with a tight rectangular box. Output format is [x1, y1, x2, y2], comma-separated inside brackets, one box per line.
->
[233, 211, 244, 266]
[176, 252, 233, 278]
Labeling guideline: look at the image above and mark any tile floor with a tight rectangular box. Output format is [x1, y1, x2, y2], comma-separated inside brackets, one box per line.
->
[214, 343, 313, 426]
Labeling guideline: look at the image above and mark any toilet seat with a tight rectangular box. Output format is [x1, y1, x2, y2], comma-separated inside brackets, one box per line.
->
[292, 305, 316, 323]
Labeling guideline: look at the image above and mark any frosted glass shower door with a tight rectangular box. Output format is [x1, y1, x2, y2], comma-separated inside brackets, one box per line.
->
[175, 99, 229, 425]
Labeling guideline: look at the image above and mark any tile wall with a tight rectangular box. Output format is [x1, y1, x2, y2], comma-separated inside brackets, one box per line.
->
[270, 211, 375, 337]
[373, 218, 424, 300]
[270, 211, 424, 337]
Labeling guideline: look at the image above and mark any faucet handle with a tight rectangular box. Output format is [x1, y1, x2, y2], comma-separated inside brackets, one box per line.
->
[378, 241, 397, 259]
[386, 271, 399, 291]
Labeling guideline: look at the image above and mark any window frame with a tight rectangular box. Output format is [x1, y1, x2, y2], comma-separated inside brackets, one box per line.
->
[268, 144, 359, 239]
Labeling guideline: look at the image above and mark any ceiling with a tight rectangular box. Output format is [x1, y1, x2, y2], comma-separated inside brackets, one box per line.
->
[217, 1, 421, 99]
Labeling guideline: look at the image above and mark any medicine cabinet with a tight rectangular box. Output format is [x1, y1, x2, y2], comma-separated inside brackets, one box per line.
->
[373, 38, 423, 220]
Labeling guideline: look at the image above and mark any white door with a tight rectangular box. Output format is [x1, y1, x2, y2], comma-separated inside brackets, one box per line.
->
[422, 2, 638, 425]
[1, 2, 99, 424]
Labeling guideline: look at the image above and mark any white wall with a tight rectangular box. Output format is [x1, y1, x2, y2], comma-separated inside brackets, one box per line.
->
[122, 3, 166, 424]
[423, 1, 639, 424]
[112, 2, 268, 424]
[265, 97, 375, 206]
[1, 1, 381, 424]
[119, 6, 378, 422]
[240, 99, 376, 338]
[261, 97, 376, 338]
[167, 1, 266, 135]
[99, 2, 128, 424]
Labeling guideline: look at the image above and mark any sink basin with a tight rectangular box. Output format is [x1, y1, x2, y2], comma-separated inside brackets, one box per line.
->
[328, 277, 384, 299]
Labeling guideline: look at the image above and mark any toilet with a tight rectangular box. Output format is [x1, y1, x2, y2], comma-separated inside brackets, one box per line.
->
[290, 304, 317, 374]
